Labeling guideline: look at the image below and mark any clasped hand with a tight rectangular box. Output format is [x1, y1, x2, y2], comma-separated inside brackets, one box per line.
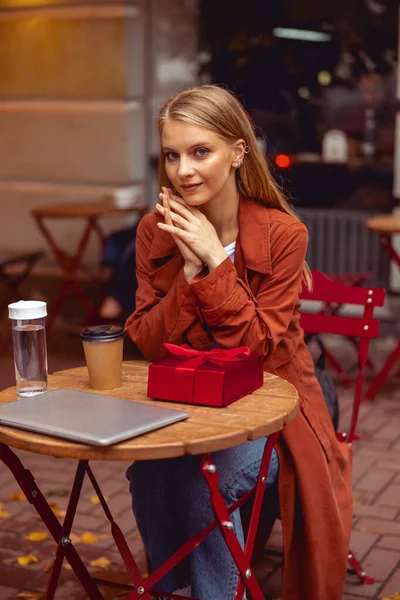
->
[156, 187, 228, 283]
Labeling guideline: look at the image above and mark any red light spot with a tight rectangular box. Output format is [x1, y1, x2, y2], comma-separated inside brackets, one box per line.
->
[275, 154, 291, 168]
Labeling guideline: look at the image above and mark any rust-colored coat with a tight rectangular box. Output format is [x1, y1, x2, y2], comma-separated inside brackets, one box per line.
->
[125, 196, 353, 600]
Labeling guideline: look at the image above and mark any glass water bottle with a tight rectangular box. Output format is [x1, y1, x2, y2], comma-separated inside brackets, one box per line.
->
[8, 300, 48, 396]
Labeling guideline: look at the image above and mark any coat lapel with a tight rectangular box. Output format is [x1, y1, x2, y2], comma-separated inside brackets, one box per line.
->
[235, 196, 272, 278]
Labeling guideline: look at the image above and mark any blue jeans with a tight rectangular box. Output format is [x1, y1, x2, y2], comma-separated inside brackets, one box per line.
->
[126, 438, 279, 600]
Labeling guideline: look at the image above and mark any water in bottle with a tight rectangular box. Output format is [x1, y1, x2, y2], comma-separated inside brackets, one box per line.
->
[8, 301, 48, 396]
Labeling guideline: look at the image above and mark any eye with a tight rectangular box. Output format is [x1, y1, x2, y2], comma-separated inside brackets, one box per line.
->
[165, 151, 179, 161]
[194, 147, 209, 158]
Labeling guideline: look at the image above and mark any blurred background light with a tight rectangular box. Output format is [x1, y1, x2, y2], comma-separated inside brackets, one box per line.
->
[275, 154, 292, 168]
[317, 70, 332, 86]
[272, 28, 332, 42]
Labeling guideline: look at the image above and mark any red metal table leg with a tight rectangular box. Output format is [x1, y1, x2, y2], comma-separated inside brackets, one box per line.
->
[45, 460, 87, 598]
[0, 445, 104, 599]
[381, 236, 400, 270]
[364, 341, 400, 400]
[1, 438, 279, 600]
[235, 433, 279, 600]
[202, 434, 280, 600]
[85, 464, 152, 599]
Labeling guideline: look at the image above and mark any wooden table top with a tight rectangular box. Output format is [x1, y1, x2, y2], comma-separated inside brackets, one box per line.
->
[366, 214, 400, 235]
[31, 200, 148, 219]
[0, 362, 298, 462]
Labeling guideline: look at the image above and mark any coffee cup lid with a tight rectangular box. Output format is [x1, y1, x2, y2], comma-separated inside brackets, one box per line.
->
[80, 324, 124, 342]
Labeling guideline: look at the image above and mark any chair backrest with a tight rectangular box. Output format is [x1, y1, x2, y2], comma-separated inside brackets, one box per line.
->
[299, 270, 385, 443]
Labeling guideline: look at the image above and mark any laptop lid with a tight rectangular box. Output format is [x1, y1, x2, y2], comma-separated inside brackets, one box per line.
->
[0, 388, 189, 446]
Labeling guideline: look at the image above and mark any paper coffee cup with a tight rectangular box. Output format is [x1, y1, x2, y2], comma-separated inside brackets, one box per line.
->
[80, 325, 124, 390]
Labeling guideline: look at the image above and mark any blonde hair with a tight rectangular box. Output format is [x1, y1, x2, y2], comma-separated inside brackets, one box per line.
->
[158, 84, 312, 289]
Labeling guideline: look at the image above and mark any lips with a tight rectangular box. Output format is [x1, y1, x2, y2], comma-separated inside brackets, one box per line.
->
[180, 183, 203, 193]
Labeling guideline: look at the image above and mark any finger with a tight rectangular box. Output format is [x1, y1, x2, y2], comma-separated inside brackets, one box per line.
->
[167, 188, 197, 212]
[164, 207, 174, 227]
[168, 198, 198, 221]
[156, 202, 170, 223]
[160, 189, 171, 210]
[161, 192, 194, 226]
[165, 209, 191, 230]
[161, 191, 176, 219]
[157, 221, 192, 243]
[159, 192, 174, 224]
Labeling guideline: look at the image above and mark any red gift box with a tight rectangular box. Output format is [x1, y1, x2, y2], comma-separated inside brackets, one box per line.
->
[147, 343, 264, 407]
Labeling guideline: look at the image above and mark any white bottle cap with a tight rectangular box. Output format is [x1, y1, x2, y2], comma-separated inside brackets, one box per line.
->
[8, 300, 47, 320]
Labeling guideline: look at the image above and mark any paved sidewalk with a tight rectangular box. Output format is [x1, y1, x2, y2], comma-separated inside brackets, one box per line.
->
[0, 335, 399, 599]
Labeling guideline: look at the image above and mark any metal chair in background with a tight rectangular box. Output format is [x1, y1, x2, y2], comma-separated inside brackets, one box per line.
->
[299, 269, 385, 583]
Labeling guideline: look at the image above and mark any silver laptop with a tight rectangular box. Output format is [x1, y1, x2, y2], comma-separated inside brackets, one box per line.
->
[0, 388, 189, 446]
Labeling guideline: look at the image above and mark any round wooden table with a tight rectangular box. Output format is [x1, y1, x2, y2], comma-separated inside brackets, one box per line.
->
[366, 213, 400, 236]
[0, 362, 298, 461]
[0, 362, 298, 600]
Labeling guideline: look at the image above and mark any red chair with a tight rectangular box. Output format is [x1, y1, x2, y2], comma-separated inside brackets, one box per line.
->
[310, 272, 376, 387]
[299, 270, 385, 583]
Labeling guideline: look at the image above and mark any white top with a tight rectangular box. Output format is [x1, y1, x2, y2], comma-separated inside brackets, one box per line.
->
[8, 300, 47, 320]
[224, 241, 236, 263]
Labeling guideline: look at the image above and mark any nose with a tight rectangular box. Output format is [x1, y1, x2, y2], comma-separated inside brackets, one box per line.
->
[177, 156, 195, 179]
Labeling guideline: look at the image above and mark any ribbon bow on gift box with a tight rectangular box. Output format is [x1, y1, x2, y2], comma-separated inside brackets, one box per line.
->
[163, 343, 252, 370]
[153, 344, 259, 405]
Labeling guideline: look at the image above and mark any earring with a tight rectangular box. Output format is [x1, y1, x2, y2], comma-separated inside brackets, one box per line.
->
[234, 157, 244, 169]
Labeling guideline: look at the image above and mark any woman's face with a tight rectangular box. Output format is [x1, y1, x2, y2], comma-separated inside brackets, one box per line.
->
[161, 120, 243, 206]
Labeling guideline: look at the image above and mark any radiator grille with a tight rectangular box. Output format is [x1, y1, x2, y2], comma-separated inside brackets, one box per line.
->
[297, 208, 390, 289]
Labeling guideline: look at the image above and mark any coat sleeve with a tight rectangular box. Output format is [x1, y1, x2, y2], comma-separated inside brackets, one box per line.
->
[190, 223, 308, 357]
[124, 219, 199, 361]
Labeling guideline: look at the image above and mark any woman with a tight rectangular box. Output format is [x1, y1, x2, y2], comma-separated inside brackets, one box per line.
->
[125, 85, 352, 600]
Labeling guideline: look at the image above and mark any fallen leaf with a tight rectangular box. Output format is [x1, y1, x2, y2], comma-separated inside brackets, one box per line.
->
[17, 593, 44, 600]
[0, 509, 11, 519]
[25, 531, 49, 543]
[9, 491, 27, 501]
[91, 494, 109, 504]
[359, 526, 387, 536]
[16, 555, 39, 566]
[80, 532, 98, 544]
[352, 493, 364, 505]
[43, 562, 53, 573]
[381, 594, 400, 600]
[68, 532, 81, 545]
[90, 557, 112, 570]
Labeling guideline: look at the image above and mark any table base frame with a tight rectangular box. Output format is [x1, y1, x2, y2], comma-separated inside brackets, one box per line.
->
[33, 214, 104, 332]
[0, 433, 279, 600]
